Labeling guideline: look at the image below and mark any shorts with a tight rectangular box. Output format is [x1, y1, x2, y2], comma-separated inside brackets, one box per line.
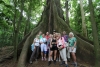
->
[69, 47, 76, 53]
[50, 45, 58, 51]
[43, 51, 47, 54]
[41, 44, 47, 52]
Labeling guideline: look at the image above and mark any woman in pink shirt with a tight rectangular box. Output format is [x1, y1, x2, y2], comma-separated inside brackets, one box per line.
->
[57, 33, 68, 67]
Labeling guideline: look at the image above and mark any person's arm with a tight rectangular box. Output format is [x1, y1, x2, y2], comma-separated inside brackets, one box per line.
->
[72, 37, 77, 50]
[61, 37, 65, 48]
[47, 39, 49, 46]
[50, 39, 52, 48]
[73, 37, 77, 47]
[57, 40, 59, 48]
[32, 39, 35, 44]
[33, 38, 36, 43]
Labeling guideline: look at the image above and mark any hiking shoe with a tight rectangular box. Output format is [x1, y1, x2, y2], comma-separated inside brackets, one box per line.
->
[54, 60, 56, 64]
[67, 58, 70, 62]
[74, 62, 77, 67]
[48, 61, 51, 66]
[51, 58, 53, 61]
[42, 57, 44, 61]
[59, 59, 61, 62]
[29, 61, 32, 64]
[35, 59, 37, 61]
[71, 63, 75, 65]
[65, 64, 68, 67]
[44, 57, 46, 61]
[56, 58, 58, 61]
[60, 61, 65, 65]
[71, 62, 77, 67]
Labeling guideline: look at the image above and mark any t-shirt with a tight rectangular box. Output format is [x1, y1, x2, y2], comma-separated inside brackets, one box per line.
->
[34, 38, 40, 46]
[39, 35, 43, 39]
[58, 37, 65, 46]
[68, 37, 76, 47]
[40, 37, 47, 44]
[47, 38, 51, 46]
[62, 35, 68, 42]
[45, 35, 50, 40]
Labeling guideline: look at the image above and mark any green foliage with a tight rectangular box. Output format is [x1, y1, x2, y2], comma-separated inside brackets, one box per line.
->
[0, 0, 44, 48]
[0, 0, 100, 48]
[67, 0, 100, 41]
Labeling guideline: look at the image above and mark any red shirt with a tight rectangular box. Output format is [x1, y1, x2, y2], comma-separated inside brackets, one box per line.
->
[45, 35, 50, 40]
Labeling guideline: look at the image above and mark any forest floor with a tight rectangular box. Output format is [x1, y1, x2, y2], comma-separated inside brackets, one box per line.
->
[0, 46, 94, 67]
[0, 46, 13, 58]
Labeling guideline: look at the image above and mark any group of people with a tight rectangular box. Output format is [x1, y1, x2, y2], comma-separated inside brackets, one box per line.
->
[29, 30, 77, 67]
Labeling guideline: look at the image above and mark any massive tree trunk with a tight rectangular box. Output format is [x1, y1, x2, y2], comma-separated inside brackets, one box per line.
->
[17, 0, 95, 67]
[88, 0, 100, 67]
[79, 0, 87, 37]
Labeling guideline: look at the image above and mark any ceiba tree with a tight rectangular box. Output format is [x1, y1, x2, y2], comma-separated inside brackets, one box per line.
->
[17, 0, 95, 67]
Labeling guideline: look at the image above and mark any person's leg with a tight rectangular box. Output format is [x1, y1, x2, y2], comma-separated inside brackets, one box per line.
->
[29, 49, 36, 63]
[71, 53, 76, 62]
[59, 49, 63, 60]
[41, 44, 44, 60]
[71, 48, 76, 62]
[54, 50, 57, 60]
[62, 48, 68, 67]
[36, 46, 39, 60]
[59, 49, 65, 65]
[49, 51, 53, 61]
[71, 52, 77, 67]
[71, 48, 77, 67]
[67, 47, 70, 62]
[48, 50, 53, 66]
[38, 46, 41, 58]
[56, 49, 60, 61]
[44, 44, 47, 60]
[48, 48, 50, 61]
[54, 50, 57, 64]
[58, 51, 61, 62]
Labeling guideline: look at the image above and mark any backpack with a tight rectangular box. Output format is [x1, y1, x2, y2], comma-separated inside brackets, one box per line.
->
[31, 44, 34, 51]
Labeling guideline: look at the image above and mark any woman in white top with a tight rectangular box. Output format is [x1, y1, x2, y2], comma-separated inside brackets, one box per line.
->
[29, 35, 40, 63]
[57, 33, 68, 67]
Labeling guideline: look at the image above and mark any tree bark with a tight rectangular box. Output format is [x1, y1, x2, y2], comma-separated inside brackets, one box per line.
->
[17, 32, 31, 57]
[88, 0, 100, 67]
[65, 0, 69, 26]
[79, 0, 87, 37]
[48, 0, 51, 33]
[13, 0, 17, 62]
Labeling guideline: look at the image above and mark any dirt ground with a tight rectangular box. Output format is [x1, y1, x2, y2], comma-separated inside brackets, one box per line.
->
[0, 46, 94, 67]
[27, 58, 93, 67]
[0, 46, 13, 59]
[0, 58, 93, 67]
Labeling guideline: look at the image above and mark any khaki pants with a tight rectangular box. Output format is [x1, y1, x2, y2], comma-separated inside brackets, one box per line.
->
[67, 47, 70, 58]
[59, 48, 67, 61]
